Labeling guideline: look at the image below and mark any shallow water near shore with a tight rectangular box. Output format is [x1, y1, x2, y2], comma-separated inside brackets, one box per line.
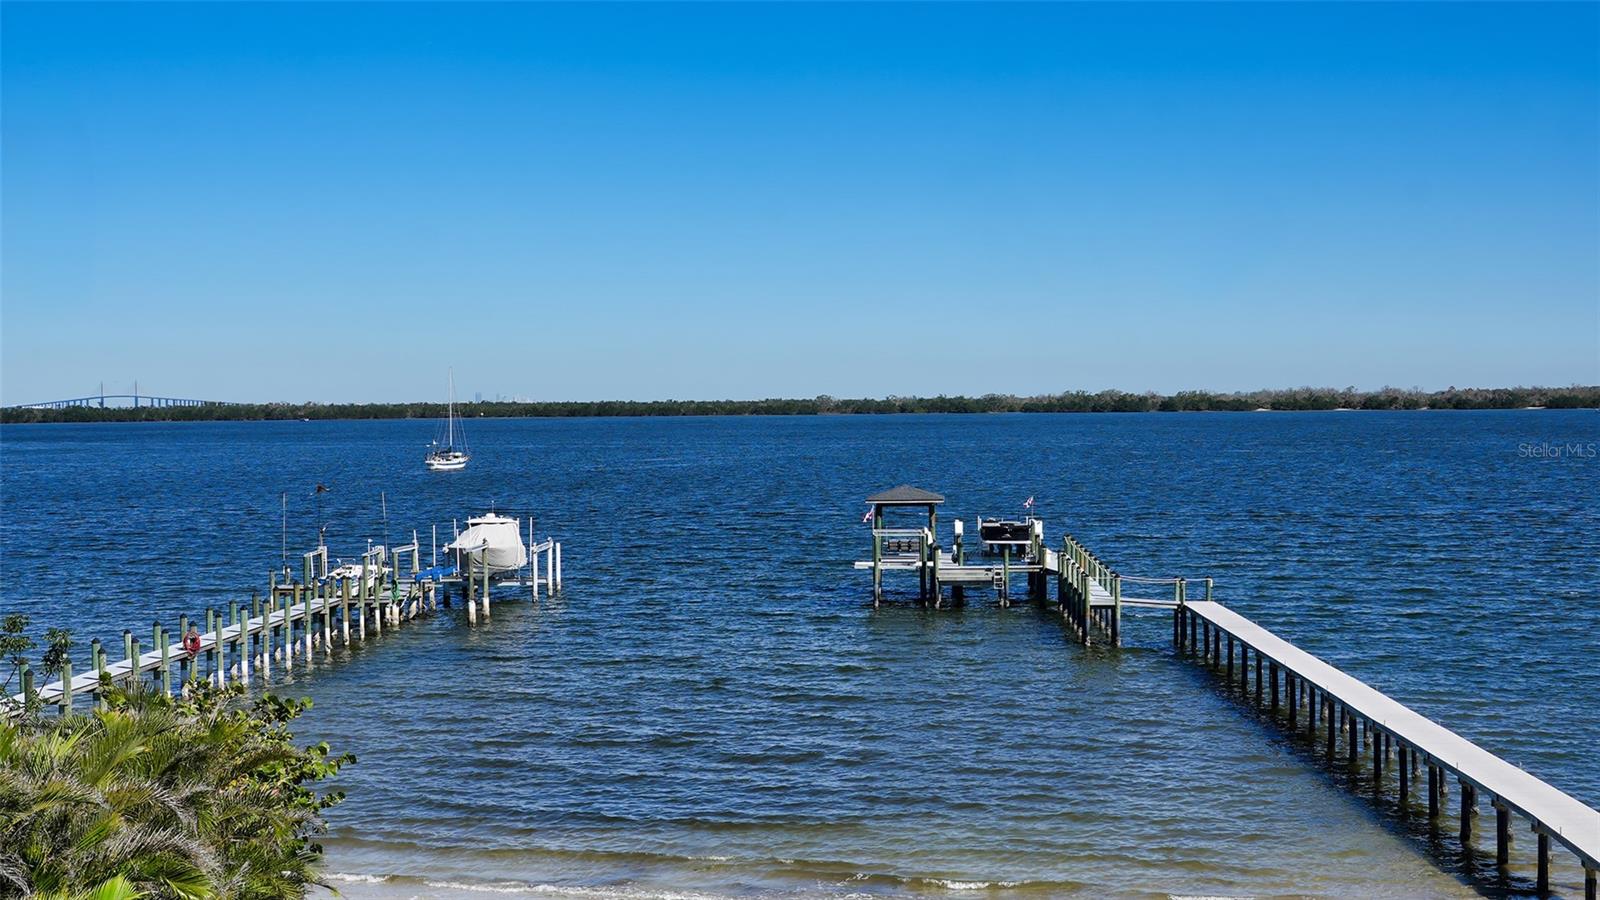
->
[4, 411, 1597, 897]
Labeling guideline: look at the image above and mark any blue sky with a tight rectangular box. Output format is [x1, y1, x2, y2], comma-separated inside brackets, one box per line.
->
[2, 2, 1596, 404]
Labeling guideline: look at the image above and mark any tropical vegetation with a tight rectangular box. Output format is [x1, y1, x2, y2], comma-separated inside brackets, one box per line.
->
[0, 645, 351, 899]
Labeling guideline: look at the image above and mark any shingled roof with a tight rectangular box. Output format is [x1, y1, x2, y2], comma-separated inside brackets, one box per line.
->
[865, 485, 945, 505]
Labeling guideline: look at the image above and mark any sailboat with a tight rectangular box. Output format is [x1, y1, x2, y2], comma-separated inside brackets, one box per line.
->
[426, 370, 470, 471]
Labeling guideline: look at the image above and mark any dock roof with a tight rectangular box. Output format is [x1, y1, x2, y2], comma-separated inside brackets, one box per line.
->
[866, 485, 945, 505]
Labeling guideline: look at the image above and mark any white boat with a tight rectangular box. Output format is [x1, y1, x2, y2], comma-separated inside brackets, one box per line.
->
[426, 369, 470, 471]
[446, 513, 528, 579]
[325, 556, 391, 595]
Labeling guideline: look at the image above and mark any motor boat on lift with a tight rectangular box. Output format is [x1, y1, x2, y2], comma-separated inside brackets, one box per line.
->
[446, 513, 528, 579]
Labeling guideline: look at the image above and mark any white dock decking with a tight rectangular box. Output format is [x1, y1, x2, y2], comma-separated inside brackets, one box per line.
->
[1187, 600, 1600, 875]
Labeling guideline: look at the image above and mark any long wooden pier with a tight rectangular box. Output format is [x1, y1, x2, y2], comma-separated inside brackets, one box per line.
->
[1178, 599, 1599, 899]
[854, 485, 1600, 897]
[7, 521, 564, 715]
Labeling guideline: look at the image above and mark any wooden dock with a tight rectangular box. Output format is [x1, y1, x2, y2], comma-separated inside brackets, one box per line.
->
[1179, 599, 1599, 898]
[7, 518, 564, 715]
[854, 485, 1599, 897]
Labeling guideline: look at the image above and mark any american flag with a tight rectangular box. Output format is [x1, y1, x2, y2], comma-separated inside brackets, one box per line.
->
[862, 508, 874, 524]
[1023, 495, 1034, 509]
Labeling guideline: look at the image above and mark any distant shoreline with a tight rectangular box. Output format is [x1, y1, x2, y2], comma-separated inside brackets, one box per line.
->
[3, 386, 1596, 424]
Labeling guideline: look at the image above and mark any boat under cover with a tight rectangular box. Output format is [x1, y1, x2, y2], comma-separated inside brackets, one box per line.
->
[446, 513, 528, 577]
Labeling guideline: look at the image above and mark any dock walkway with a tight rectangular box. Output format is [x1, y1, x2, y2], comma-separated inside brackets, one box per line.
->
[1181, 600, 1599, 896]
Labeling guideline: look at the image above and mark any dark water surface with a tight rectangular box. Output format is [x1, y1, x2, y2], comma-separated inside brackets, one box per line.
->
[3, 412, 1597, 898]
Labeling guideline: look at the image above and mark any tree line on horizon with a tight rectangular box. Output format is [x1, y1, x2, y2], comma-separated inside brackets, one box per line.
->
[3, 385, 1597, 424]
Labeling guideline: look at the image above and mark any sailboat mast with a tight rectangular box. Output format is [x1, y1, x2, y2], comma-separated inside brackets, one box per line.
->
[446, 369, 455, 448]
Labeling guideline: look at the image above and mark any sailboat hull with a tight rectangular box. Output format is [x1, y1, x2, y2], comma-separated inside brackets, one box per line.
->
[426, 452, 469, 471]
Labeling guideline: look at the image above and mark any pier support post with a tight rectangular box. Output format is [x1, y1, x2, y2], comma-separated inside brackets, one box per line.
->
[1398, 744, 1408, 802]
[341, 578, 352, 645]
[232, 601, 248, 686]
[1111, 573, 1121, 645]
[1001, 546, 1011, 607]
[1254, 651, 1262, 701]
[203, 610, 217, 684]
[1226, 635, 1234, 681]
[1460, 779, 1476, 844]
[157, 623, 170, 695]
[177, 613, 190, 684]
[1373, 726, 1383, 783]
[1536, 829, 1549, 895]
[1428, 763, 1439, 819]
[213, 610, 226, 688]
[321, 589, 332, 653]
[1328, 698, 1337, 758]
[122, 630, 134, 688]
[1270, 662, 1279, 711]
[251, 591, 262, 658]
[286, 589, 297, 667]
[302, 587, 314, 659]
[58, 658, 72, 713]
[1287, 672, 1296, 727]
[91, 639, 105, 708]
[1583, 866, 1595, 900]
[262, 596, 273, 679]
[1495, 803, 1510, 866]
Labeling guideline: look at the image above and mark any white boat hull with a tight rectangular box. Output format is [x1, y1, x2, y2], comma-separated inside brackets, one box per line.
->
[426, 453, 469, 471]
[447, 514, 528, 578]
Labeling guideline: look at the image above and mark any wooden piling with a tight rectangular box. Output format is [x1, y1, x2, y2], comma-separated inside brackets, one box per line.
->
[157, 623, 170, 694]
[285, 589, 297, 667]
[58, 658, 72, 712]
[1537, 829, 1550, 894]
[1429, 763, 1440, 819]
[481, 560, 491, 620]
[341, 577, 352, 645]
[302, 585, 313, 658]
[232, 601, 248, 686]
[1496, 803, 1511, 866]
[1460, 779, 1475, 844]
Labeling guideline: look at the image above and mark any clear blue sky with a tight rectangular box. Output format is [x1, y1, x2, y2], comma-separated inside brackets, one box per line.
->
[2, 2, 1596, 404]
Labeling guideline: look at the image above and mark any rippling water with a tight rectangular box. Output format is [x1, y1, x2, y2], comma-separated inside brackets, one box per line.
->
[3, 412, 1597, 898]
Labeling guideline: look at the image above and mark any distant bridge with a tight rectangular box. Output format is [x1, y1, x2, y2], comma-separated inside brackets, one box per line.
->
[8, 392, 236, 411]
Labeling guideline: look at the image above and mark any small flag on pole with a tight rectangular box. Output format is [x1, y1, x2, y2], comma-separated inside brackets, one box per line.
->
[1023, 495, 1035, 509]
[862, 508, 874, 524]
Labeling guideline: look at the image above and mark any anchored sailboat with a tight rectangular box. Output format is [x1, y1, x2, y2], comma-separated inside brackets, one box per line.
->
[426, 370, 470, 472]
